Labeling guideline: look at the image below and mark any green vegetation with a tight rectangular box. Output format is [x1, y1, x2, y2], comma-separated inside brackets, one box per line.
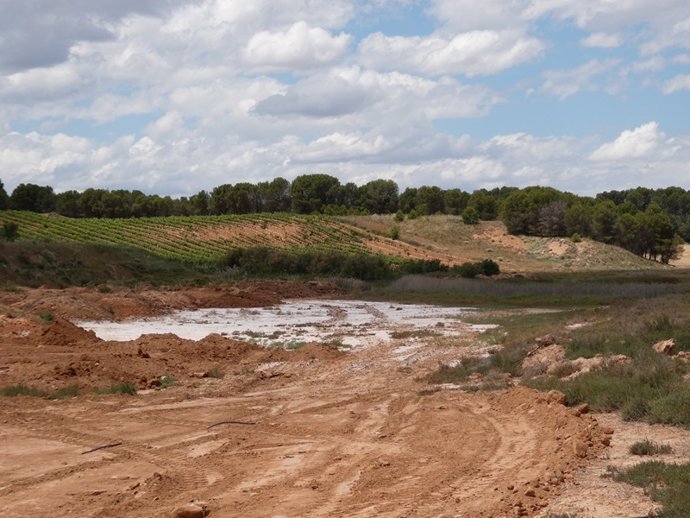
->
[608, 462, 690, 517]
[157, 376, 177, 389]
[1, 384, 79, 399]
[225, 246, 447, 281]
[204, 368, 225, 379]
[94, 382, 138, 395]
[36, 310, 55, 324]
[629, 439, 673, 456]
[4, 177, 690, 264]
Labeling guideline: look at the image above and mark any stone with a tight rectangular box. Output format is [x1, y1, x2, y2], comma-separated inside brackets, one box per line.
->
[652, 339, 676, 355]
[173, 503, 207, 518]
[546, 390, 567, 406]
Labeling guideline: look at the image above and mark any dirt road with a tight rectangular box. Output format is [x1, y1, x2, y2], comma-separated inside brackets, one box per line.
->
[0, 283, 606, 517]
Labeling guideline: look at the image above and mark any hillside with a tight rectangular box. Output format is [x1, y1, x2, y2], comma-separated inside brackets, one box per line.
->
[339, 215, 664, 272]
[0, 211, 663, 272]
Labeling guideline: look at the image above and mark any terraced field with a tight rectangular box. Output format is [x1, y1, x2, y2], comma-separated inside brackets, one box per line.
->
[0, 212, 384, 263]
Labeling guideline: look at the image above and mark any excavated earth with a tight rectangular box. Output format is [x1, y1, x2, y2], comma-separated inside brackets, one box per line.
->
[0, 281, 612, 517]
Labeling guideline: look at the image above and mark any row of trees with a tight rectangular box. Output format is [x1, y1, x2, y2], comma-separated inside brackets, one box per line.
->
[1, 177, 688, 263]
[0, 176, 515, 221]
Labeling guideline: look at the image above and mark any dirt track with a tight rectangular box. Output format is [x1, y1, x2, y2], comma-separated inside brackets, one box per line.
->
[0, 283, 607, 517]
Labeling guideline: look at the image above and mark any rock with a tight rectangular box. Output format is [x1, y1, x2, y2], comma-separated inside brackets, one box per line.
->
[524, 489, 536, 497]
[572, 403, 589, 416]
[173, 503, 207, 518]
[546, 390, 567, 406]
[652, 339, 676, 355]
[573, 440, 588, 458]
[674, 350, 690, 363]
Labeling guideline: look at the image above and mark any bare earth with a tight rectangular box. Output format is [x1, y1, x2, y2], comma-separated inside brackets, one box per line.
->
[0, 282, 673, 517]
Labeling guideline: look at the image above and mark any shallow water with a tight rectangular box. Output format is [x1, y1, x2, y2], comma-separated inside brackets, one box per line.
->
[76, 299, 493, 347]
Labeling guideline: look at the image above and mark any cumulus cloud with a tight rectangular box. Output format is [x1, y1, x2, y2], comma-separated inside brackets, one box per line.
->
[254, 67, 501, 120]
[358, 30, 543, 77]
[0, 0, 197, 72]
[589, 122, 663, 161]
[244, 22, 351, 70]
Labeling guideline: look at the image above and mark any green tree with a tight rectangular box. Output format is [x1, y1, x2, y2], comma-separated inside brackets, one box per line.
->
[592, 200, 619, 244]
[0, 180, 8, 210]
[9, 183, 56, 212]
[468, 189, 498, 220]
[290, 174, 341, 213]
[357, 179, 399, 214]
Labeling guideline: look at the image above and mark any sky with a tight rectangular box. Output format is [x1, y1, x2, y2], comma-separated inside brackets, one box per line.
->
[1, 0, 690, 197]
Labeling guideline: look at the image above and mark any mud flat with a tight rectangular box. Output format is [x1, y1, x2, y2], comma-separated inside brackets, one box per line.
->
[76, 299, 495, 346]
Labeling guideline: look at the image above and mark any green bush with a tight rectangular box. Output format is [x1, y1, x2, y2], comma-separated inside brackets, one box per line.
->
[629, 439, 673, 456]
[450, 259, 500, 278]
[461, 206, 479, 225]
[610, 461, 690, 517]
[94, 382, 137, 395]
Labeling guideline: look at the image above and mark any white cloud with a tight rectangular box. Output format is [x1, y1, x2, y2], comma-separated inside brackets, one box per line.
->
[589, 122, 663, 161]
[358, 30, 543, 77]
[580, 32, 622, 48]
[243, 22, 351, 70]
[663, 74, 690, 94]
[541, 59, 620, 99]
[430, 0, 530, 31]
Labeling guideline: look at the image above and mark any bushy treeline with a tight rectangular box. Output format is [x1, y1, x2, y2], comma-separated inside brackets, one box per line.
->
[1, 177, 688, 263]
[224, 247, 500, 280]
[0, 175, 512, 220]
[500, 186, 682, 263]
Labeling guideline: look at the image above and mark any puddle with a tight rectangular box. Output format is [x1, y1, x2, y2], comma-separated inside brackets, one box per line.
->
[76, 299, 493, 347]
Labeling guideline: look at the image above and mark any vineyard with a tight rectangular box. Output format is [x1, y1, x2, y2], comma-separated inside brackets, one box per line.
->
[0, 211, 402, 263]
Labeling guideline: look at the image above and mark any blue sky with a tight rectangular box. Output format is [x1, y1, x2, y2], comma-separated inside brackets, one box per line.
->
[1, 0, 689, 196]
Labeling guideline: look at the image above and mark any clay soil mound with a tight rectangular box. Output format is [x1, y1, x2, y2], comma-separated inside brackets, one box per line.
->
[41, 318, 101, 346]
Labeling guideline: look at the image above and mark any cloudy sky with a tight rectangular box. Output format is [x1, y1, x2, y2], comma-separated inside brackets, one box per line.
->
[1, 0, 690, 196]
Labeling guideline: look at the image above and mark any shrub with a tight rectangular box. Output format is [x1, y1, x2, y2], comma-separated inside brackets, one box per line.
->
[390, 224, 400, 240]
[394, 210, 405, 222]
[94, 382, 137, 395]
[1, 222, 19, 242]
[610, 461, 690, 517]
[629, 439, 673, 456]
[571, 232, 582, 243]
[462, 206, 479, 225]
[450, 259, 500, 278]
[37, 311, 55, 324]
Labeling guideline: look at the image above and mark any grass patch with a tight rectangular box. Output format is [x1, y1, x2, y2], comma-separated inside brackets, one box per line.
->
[1, 384, 49, 397]
[608, 461, 690, 517]
[204, 368, 225, 379]
[1, 384, 79, 399]
[630, 439, 673, 456]
[36, 310, 55, 324]
[94, 382, 137, 395]
[525, 352, 690, 426]
[157, 376, 177, 389]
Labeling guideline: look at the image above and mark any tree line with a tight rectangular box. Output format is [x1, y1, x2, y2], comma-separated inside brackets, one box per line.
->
[1, 176, 688, 263]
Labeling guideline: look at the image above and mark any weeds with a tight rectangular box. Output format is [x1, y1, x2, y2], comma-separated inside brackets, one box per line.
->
[629, 439, 673, 456]
[204, 368, 225, 379]
[94, 382, 137, 395]
[37, 310, 55, 324]
[608, 461, 690, 517]
[157, 376, 177, 389]
[1, 384, 78, 399]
